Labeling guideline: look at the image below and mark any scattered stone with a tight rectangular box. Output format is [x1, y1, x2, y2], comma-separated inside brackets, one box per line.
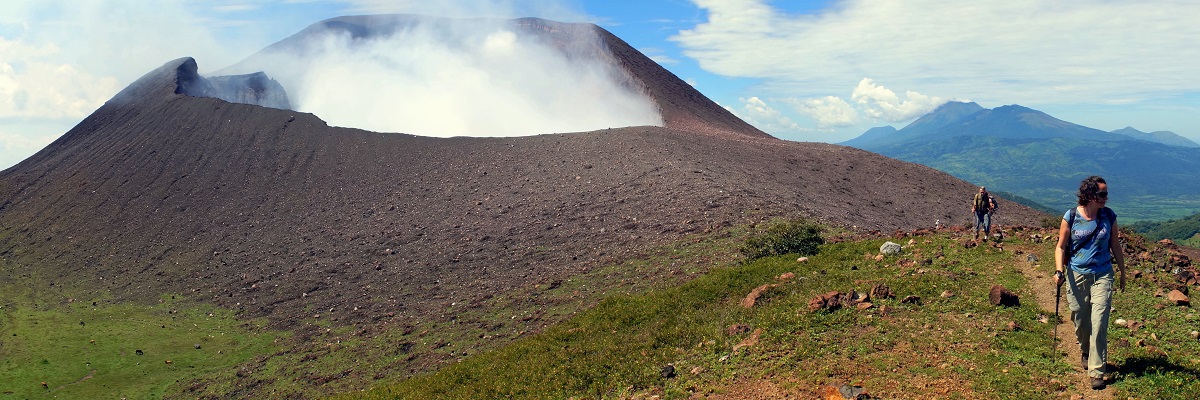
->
[135, 349, 144, 356]
[1177, 270, 1198, 286]
[690, 366, 705, 375]
[873, 254, 885, 262]
[869, 284, 895, 300]
[809, 291, 849, 312]
[778, 272, 796, 281]
[726, 324, 751, 336]
[900, 295, 921, 305]
[988, 285, 1020, 307]
[194, 343, 201, 349]
[1167, 290, 1190, 306]
[660, 364, 675, 379]
[732, 328, 762, 353]
[823, 384, 880, 400]
[880, 241, 902, 256]
[856, 302, 874, 310]
[940, 290, 954, 298]
[1115, 318, 1128, 327]
[1037, 314, 1049, 324]
[1025, 254, 1038, 263]
[1006, 321, 1020, 331]
[1190, 331, 1199, 340]
[796, 257, 809, 263]
[742, 284, 777, 308]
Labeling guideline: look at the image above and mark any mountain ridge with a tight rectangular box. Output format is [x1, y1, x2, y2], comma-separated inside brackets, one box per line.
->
[842, 101, 1200, 220]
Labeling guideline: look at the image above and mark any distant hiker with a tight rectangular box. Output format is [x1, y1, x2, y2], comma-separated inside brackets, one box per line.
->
[1054, 175, 1127, 390]
[971, 186, 993, 239]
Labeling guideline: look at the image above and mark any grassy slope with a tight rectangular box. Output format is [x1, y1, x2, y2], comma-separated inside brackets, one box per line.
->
[0, 288, 279, 399]
[3, 226, 1197, 399]
[345, 228, 1200, 399]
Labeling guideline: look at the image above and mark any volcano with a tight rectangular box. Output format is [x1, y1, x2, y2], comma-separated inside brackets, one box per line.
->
[0, 15, 1047, 396]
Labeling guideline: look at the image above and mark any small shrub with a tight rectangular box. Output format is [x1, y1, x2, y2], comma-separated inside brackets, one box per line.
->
[1040, 216, 1061, 229]
[739, 220, 824, 261]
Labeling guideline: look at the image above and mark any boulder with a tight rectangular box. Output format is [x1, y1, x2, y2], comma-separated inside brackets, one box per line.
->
[880, 241, 902, 256]
[869, 284, 895, 300]
[809, 291, 849, 312]
[1167, 290, 1190, 306]
[989, 285, 1020, 307]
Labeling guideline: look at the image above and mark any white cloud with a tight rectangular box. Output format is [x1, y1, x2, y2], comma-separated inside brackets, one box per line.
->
[726, 96, 803, 133]
[0, 119, 72, 170]
[639, 47, 679, 65]
[781, 95, 857, 128]
[0, 39, 120, 119]
[850, 78, 945, 123]
[672, 0, 1200, 106]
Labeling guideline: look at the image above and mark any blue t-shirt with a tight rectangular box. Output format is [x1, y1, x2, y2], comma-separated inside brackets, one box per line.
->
[1064, 207, 1114, 274]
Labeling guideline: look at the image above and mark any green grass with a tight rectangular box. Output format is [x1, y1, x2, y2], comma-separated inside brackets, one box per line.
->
[0, 288, 280, 399]
[1106, 271, 1200, 399]
[341, 233, 1076, 399]
[3, 226, 1197, 399]
[339, 230, 1200, 399]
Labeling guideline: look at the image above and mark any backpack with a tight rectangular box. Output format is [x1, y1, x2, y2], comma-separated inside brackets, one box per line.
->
[973, 193, 991, 212]
[1066, 207, 1114, 257]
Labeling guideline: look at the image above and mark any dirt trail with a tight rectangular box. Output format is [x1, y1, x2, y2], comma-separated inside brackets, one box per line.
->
[1014, 243, 1115, 399]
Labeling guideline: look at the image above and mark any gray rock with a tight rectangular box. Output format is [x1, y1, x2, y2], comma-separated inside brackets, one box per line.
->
[880, 241, 902, 256]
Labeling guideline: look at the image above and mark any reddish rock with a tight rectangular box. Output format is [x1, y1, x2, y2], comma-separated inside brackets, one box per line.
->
[989, 285, 1020, 307]
[1168, 290, 1190, 306]
[742, 284, 777, 308]
[726, 324, 751, 336]
[809, 291, 848, 312]
[869, 284, 894, 300]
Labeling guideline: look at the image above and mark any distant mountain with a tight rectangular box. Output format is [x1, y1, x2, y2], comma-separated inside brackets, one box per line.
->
[842, 102, 1200, 221]
[839, 125, 895, 148]
[1111, 126, 1200, 148]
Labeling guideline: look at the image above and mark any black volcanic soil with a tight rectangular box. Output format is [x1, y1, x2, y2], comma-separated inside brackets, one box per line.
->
[0, 56, 1046, 332]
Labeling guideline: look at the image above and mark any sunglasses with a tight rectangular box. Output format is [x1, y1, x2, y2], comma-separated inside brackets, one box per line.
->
[1096, 191, 1108, 199]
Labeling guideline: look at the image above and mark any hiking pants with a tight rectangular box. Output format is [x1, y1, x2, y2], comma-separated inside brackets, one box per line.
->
[974, 211, 990, 234]
[1064, 269, 1114, 378]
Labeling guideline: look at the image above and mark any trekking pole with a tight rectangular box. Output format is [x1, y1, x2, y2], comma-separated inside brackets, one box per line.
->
[1054, 271, 1063, 343]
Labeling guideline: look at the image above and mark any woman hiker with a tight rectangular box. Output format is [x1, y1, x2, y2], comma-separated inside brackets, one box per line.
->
[1054, 175, 1127, 390]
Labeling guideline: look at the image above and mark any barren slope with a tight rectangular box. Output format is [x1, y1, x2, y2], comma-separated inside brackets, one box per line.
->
[0, 57, 1047, 335]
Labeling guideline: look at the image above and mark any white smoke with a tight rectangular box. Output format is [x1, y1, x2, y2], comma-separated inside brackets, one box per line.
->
[222, 17, 663, 136]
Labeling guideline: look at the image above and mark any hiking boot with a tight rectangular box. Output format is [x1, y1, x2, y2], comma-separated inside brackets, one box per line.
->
[1082, 353, 1088, 369]
[1090, 377, 1106, 390]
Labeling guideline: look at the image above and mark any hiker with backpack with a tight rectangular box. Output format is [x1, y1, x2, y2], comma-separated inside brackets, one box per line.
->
[971, 186, 993, 240]
[1054, 176, 1127, 390]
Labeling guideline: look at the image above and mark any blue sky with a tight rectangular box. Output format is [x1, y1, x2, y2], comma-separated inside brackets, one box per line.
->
[3, 0, 1199, 170]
